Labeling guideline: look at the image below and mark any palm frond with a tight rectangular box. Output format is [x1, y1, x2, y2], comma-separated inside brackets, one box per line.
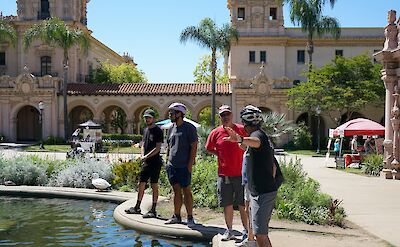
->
[0, 20, 17, 46]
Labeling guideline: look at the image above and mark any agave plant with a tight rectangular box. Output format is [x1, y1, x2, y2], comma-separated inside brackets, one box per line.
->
[196, 126, 213, 157]
[261, 112, 298, 145]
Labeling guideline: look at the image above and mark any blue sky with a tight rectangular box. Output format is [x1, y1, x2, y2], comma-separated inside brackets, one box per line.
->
[1, 0, 398, 82]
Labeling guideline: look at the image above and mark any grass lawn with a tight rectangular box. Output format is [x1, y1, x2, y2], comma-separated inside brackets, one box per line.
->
[108, 146, 141, 154]
[24, 144, 71, 152]
[286, 150, 327, 156]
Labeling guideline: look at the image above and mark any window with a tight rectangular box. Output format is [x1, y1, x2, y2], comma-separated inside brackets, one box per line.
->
[0, 52, 5, 66]
[249, 51, 255, 63]
[41, 56, 51, 76]
[335, 49, 343, 57]
[297, 50, 305, 64]
[40, 0, 50, 19]
[270, 8, 277, 20]
[238, 8, 245, 20]
[260, 51, 266, 63]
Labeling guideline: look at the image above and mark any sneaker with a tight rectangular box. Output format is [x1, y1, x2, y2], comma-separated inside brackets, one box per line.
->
[187, 217, 196, 227]
[242, 229, 248, 241]
[164, 215, 182, 224]
[142, 210, 157, 219]
[235, 238, 257, 247]
[221, 229, 235, 241]
[124, 206, 141, 214]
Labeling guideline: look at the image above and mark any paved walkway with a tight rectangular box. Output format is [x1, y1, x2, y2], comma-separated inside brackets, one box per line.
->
[288, 154, 400, 247]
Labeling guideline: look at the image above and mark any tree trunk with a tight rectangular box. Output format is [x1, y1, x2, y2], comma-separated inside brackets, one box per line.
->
[211, 48, 217, 127]
[307, 40, 314, 74]
[63, 54, 69, 140]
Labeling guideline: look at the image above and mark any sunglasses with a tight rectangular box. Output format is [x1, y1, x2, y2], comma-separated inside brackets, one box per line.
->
[220, 112, 231, 117]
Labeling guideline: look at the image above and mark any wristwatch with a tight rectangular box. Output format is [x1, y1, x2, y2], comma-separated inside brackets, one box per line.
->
[238, 135, 243, 144]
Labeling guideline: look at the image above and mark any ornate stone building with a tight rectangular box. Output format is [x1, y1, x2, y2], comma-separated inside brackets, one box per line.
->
[0, 0, 386, 145]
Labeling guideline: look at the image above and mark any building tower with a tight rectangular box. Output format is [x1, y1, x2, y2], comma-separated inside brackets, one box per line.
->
[16, 0, 89, 25]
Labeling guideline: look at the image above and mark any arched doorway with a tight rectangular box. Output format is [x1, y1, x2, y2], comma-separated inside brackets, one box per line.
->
[17, 106, 41, 142]
[69, 106, 94, 133]
[296, 112, 325, 148]
[101, 106, 127, 134]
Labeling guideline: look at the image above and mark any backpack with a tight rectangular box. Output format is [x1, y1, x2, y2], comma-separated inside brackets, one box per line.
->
[273, 156, 285, 189]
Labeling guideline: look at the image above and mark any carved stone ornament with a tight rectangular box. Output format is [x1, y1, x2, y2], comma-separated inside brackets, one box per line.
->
[383, 10, 398, 51]
[15, 73, 37, 94]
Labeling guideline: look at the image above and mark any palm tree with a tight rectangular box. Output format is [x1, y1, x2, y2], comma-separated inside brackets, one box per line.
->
[261, 112, 298, 146]
[0, 19, 17, 46]
[23, 17, 89, 140]
[180, 18, 238, 127]
[284, 0, 340, 72]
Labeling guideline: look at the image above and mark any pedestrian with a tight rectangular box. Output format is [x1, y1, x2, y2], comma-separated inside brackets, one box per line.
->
[205, 105, 249, 242]
[224, 105, 279, 247]
[351, 135, 358, 154]
[364, 136, 375, 154]
[334, 138, 340, 159]
[125, 108, 163, 218]
[164, 102, 198, 227]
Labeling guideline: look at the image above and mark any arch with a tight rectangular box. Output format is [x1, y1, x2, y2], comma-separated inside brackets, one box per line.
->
[339, 112, 365, 125]
[95, 100, 129, 120]
[69, 106, 94, 133]
[192, 99, 224, 121]
[68, 99, 96, 116]
[132, 104, 162, 134]
[16, 105, 41, 141]
[100, 105, 127, 134]
[295, 112, 326, 148]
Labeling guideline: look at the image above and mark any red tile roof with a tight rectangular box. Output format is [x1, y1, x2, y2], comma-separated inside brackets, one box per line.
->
[67, 83, 231, 96]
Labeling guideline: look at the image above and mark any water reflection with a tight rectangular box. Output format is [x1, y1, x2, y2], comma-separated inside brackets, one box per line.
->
[0, 196, 209, 246]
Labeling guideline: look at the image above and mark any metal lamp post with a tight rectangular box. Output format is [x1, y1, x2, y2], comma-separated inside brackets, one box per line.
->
[316, 105, 321, 154]
[38, 101, 45, 149]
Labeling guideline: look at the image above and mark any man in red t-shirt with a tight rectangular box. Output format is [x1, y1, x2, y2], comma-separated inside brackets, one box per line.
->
[205, 105, 249, 241]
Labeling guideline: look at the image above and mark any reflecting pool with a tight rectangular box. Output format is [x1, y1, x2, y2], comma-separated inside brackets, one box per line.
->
[0, 196, 209, 246]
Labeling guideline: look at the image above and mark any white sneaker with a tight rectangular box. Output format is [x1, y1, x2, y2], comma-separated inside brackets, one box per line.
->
[221, 229, 235, 241]
[235, 238, 257, 247]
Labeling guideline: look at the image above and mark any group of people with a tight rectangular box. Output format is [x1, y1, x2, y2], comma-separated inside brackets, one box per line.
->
[333, 135, 377, 159]
[125, 102, 281, 247]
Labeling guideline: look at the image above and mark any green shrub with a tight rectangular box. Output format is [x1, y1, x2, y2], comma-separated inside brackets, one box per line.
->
[275, 157, 346, 226]
[158, 156, 218, 208]
[0, 156, 49, 186]
[0, 134, 7, 142]
[102, 133, 142, 143]
[362, 154, 383, 176]
[112, 159, 142, 188]
[191, 156, 218, 208]
[293, 123, 313, 149]
[44, 135, 66, 145]
[118, 185, 133, 192]
[48, 158, 113, 188]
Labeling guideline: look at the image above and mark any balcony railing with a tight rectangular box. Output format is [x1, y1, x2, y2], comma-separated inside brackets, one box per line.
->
[32, 72, 58, 77]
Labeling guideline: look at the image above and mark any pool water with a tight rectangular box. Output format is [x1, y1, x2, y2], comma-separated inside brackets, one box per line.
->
[0, 196, 209, 246]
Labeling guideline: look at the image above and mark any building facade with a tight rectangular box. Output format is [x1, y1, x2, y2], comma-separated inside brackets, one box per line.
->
[0, 0, 386, 144]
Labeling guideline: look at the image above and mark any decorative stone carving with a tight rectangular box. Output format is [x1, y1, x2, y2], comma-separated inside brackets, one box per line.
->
[383, 10, 398, 51]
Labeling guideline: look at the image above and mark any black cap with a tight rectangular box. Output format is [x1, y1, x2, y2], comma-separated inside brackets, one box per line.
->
[143, 109, 156, 118]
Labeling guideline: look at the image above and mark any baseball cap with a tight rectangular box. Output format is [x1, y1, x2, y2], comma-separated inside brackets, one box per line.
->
[218, 105, 232, 115]
[143, 109, 156, 118]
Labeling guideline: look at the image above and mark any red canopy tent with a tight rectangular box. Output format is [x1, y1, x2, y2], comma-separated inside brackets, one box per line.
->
[332, 118, 385, 137]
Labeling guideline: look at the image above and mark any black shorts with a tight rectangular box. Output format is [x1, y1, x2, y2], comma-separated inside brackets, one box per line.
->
[166, 165, 191, 188]
[139, 161, 162, 184]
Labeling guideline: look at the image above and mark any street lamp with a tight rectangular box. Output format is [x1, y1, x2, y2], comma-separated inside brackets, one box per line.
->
[316, 105, 321, 154]
[38, 101, 45, 149]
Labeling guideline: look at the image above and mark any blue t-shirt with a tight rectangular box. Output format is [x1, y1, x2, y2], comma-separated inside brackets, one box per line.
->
[334, 142, 340, 152]
[167, 121, 198, 168]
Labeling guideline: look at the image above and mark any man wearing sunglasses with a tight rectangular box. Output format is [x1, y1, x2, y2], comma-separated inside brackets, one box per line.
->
[205, 105, 249, 241]
[165, 102, 198, 227]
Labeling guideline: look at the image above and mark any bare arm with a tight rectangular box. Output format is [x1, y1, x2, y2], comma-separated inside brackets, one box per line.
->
[223, 127, 261, 148]
[188, 141, 198, 173]
[142, 142, 162, 160]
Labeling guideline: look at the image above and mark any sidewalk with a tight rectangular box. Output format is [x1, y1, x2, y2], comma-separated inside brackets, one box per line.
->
[289, 154, 400, 246]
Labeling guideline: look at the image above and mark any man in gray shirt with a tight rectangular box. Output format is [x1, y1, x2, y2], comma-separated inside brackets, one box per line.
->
[165, 102, 198, 227]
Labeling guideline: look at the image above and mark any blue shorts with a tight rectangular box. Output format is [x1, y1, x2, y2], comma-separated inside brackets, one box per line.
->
[166, 165, 191, 188]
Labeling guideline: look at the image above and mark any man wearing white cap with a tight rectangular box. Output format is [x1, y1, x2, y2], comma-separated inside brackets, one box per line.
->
[165, 102, 198, 227]
[205, 105, 249, 241]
